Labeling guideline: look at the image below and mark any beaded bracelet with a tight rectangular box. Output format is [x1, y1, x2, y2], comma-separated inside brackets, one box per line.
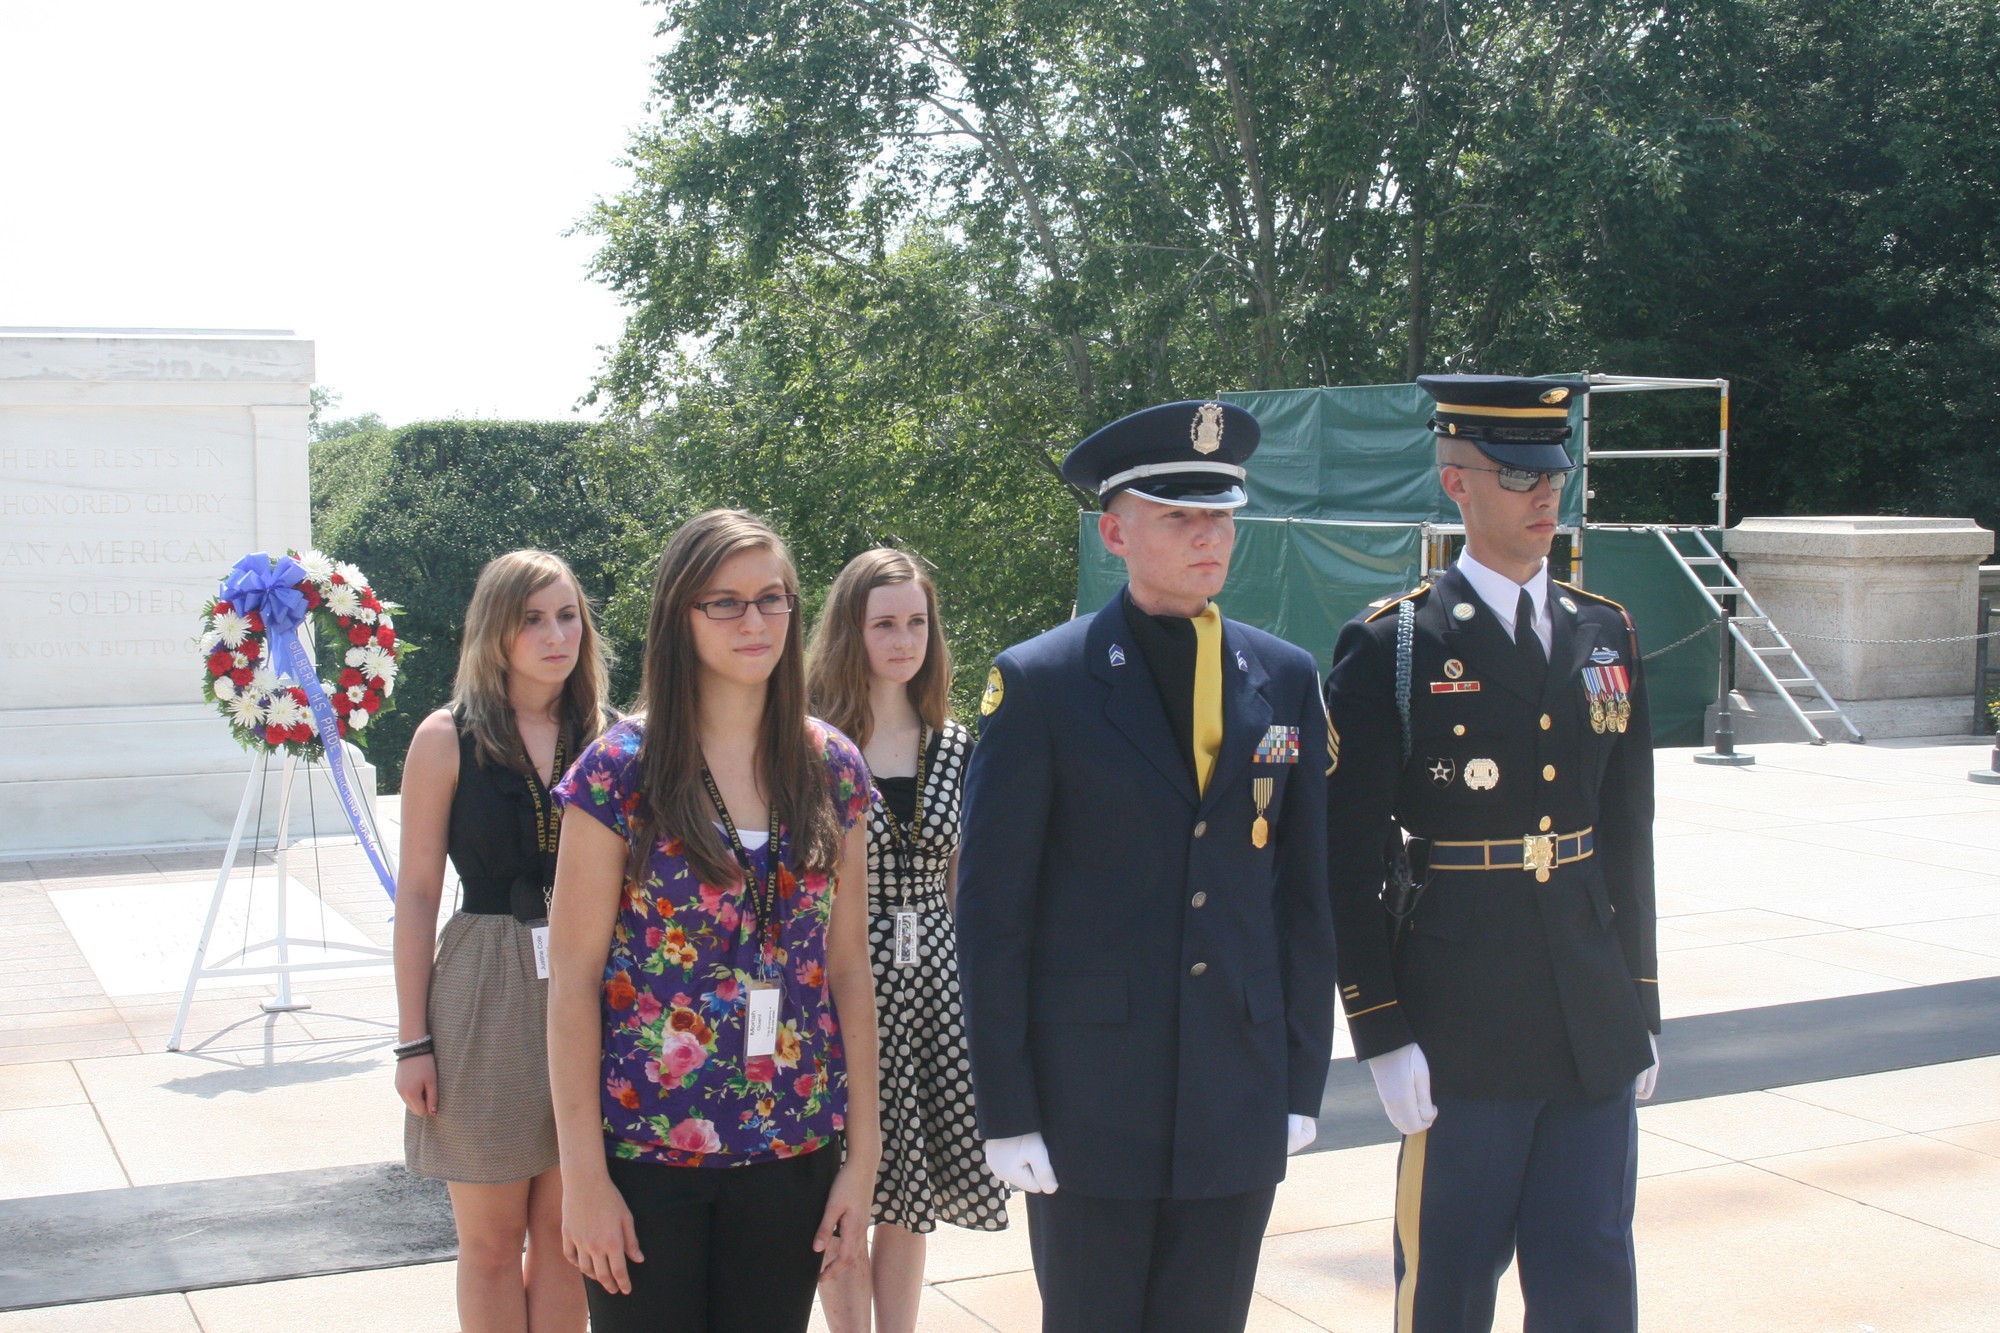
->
[393, 1035, 434, 1061]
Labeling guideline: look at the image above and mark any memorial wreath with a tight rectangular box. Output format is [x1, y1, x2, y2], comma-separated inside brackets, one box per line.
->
[197, 550, 411, 755]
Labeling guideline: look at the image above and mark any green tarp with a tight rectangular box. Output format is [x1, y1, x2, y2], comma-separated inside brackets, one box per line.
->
[1072, 385, 1721, 744]
[1217, 384, 1585, 527]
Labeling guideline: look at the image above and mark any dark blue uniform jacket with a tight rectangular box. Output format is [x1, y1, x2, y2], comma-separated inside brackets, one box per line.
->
[957, 589, 1336, 1200]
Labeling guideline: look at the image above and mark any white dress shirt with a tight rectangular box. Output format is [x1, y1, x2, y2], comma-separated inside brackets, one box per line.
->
[1455, 551, 1553, 657]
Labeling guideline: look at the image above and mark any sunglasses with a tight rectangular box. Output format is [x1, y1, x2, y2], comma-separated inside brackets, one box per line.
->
[1442, 463, 1570, 493]
[692, 592, 800, 621]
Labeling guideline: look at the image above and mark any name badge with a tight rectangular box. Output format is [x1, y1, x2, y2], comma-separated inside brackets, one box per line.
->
[531, 925, 551, 980]
[892, 907, 921, 967]
[745, 981, 782, 1058]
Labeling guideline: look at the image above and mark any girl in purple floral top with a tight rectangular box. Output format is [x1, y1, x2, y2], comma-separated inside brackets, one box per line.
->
[547, 511, 880, 1333]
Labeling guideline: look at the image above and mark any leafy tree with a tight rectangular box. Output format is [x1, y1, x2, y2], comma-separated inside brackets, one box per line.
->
[311, 420, 630, 789]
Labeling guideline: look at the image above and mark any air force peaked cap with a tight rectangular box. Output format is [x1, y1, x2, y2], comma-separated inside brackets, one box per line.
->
[1062, 399, 1260, 510]
[1416, 373, 1588, 472]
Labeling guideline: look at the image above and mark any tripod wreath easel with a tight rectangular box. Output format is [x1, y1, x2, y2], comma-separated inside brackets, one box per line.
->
[166, 744, 398, 1051]
[167, 549, 412, 1052]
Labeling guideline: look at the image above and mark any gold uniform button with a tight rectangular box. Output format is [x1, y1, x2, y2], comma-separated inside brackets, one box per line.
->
[1190, 962, 1208, 977]
[1539, 816, 1553, 832]
[1540, 714, 1552, 730]
[1542, 765, 1556, 781]
[1193, 821, 1207, 838]
[1453, 724, 1466, 736]
[1191, 892, 1208, 908]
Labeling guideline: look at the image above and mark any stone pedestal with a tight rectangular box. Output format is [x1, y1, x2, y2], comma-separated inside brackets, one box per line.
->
[1704, 516, 1995, 743]
[0, 330, 374, 857]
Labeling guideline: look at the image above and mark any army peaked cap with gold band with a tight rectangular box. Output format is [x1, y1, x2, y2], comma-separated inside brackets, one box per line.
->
[1415, 373, 1588, 473]
[1062, 399, 1261, 510]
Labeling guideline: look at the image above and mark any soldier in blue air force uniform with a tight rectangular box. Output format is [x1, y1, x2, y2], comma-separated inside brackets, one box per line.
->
[957, 401, 1336, 1333]
[1324, 375, 1662, 1333]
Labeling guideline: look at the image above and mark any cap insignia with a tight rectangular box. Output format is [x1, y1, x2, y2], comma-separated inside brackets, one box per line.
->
[1191, 402, 1225, 455]
[1540, 387, 1571, 405]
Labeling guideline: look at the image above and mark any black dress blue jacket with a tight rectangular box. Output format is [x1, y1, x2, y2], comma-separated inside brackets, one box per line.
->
[957, 588, 1336, 1200]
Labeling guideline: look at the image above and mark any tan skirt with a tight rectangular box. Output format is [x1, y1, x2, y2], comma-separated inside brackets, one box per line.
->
[403, 911, 559, 1184]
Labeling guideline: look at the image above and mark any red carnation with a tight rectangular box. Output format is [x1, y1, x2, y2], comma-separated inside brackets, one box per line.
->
[289, 724, 312, 743]
[332, 694, 354, 715]
[348, 624, 372, 646]
[360, 590, 381, 610]
[246, 611, 264, 632]
[207, 651, 234, 676]
[338, 667, 363, 688]
[336, 716, 350, 735]
[239, 639, 260, 661]
[375, 626, 395, 648]
[302, 584, 322, 608]
[230, 667, 255, 687]
[361, 691, 383, 713]
[213, 600, 233, 614]
[264, 725, 287, 745]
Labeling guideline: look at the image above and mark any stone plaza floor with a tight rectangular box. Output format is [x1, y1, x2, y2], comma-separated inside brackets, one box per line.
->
[2, 737, 1997, 1331]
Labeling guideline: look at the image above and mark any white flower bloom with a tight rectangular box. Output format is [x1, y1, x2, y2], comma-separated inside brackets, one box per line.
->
[228, 693, 267, 728]
[347, 707, 370, 730]
[250, 667, 281, 697]
[355, 606, 377, 625]
[335, 561, 365, 586]
[377, 614, 394, 633]
[199, 629, 223, 654]
[325, 585, 362, 618]
[298, 550, 335, 584]
[361, 644, 399, 688]
[269, 695, 305, 728]
[212, 610, 250, 650]
[212, 676, 236, 701]
[346, 684, 367, 705]
[345, 646, 368, 668]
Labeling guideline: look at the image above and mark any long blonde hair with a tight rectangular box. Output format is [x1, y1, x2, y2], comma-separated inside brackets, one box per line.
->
[628, 510, 842, 887]
[807, 548, 951, 750]
[449, 550, 611, 771]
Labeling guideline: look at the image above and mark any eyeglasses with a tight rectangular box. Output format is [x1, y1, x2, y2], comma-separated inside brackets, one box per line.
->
[692, 592, 799, 620]
[1441, 463, 1569, 493]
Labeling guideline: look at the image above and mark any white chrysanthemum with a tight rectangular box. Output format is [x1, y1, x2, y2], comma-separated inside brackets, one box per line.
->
[212, 676, 237, 701]
[268, 695, 305, 728]
[361, 644, 399, 689]
[345, 684, 367, 705]
[335, 561, 365, 587]
[212, 610, 251, 650]
[344, 646, 368, 668]
[199, 628, 223, 654]
[354, 606, 377, 625]
[325, 585, 362, 618]
[228, 693, 267, 728]
[347, 707, 370, 730]
[298, 550, 335, 584]
[250, 667, 282, 697]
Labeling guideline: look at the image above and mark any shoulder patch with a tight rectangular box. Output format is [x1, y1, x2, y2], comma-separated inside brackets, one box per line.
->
[980, 665, 1005, 716]
[1364, 581, 1432, 623]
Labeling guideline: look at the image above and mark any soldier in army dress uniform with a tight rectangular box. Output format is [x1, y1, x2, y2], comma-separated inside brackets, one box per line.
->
[958, 401, 1337, 1333]
[1323, 375, 1661, 1333]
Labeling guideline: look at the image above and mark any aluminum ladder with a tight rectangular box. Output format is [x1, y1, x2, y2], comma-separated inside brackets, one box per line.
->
[1653, 527, 1864, 744]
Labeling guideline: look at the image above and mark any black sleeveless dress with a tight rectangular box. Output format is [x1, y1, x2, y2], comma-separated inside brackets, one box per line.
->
[403, 714, 562, 1183]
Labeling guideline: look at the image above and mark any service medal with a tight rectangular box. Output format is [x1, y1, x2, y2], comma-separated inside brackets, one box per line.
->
[1251, 816, 1269, 849]
[1590, 698, 1607, 733]
[1251, 776, 1274, 847]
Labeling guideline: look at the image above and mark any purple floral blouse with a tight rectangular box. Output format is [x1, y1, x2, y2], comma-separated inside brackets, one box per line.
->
[551, 717, 871, 1167]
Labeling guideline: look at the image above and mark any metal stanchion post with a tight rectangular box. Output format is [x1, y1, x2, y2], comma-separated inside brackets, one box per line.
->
[1696, 595, 1754, 767]
[1972, 597, 1999, 785]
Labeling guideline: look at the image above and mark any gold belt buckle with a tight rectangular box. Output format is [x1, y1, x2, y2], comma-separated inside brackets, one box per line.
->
[1522, 834, 1557, 882]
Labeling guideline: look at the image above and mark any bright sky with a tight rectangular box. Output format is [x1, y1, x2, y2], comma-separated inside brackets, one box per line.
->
[0, 1, 661, 425]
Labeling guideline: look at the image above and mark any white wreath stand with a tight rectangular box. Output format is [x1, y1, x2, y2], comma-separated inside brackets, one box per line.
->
[166, 745, 396, 1052]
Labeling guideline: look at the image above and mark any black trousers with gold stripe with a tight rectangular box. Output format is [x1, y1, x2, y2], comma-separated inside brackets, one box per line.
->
[1392, 1087, 1637, 1333]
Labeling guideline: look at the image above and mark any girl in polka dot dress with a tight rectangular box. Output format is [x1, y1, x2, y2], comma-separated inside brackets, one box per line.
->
[808, 550, 1010, 1333]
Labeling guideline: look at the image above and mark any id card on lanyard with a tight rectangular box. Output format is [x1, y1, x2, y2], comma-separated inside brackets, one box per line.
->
[700, 762, 785, 1058]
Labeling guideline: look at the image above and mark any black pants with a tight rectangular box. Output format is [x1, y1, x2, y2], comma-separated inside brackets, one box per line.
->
[1025, 1185, 1278, 1333]
[585, 1144, 840, 1333]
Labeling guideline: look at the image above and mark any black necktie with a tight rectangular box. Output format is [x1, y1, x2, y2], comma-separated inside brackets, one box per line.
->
[1515, 588, 1547, 671]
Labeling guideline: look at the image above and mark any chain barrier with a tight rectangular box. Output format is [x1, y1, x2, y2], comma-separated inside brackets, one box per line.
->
[1642, 620, 1723, 662]
[1780, 628, 2000, 646]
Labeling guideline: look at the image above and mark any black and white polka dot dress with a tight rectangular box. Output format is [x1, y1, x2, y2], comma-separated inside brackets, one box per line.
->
[864, 719, 1010, 1233]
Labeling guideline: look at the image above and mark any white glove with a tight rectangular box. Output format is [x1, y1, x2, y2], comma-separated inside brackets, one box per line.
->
[1286, 1113, 1317, 1155]
[1367, 1042, 1438, 1136]
[986, 1132, 1059, 1193]
[1634, 1033, 1660, 1101]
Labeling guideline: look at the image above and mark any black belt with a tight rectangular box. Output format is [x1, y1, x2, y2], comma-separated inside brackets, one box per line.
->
[1425, 828, 1594, 883]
